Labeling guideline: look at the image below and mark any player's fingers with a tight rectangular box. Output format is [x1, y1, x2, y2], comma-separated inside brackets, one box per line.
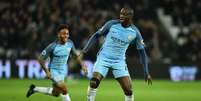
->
[82, 70, 87, 76]
[82, 68, 87, 74]
[85, 71, 88, 75]
[47, 76, 50, 79]
[145, 78, 149, 84]
[46, 75, 51, 80]
[78, 52, 83, 57]
[148, 79, 152, 85]
[45, 76, 50, 79]
[85, 70, 88, 74]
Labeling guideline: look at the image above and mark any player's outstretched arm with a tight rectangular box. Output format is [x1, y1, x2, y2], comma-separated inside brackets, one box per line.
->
[81, 20, 117, 54]
[71, 41, 88, 75]
[81, 32, 101, 53]
[138, 49, 152, 85]
[37, 42, 56, 80]
[37, 56, 51, 79]
[76, 54, 88, 75]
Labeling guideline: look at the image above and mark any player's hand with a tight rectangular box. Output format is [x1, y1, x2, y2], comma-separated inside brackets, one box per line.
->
[145, 74, 152, 85]
[82, 63, 88, 75]
[78, 50, 84, 57]
[46, 71, 52, 79]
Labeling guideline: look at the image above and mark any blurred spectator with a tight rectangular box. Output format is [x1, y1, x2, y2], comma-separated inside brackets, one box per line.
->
[1, 0, 199, 68]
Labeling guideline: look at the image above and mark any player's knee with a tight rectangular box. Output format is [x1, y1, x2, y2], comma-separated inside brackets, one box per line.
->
[90, 78, 100, 88]
[52, 87, 61, 97]
[52, 91, 60, 97]
[55, 82, 67, 95]
[124, 89, 133, 96]
[61, 87, 67, 95]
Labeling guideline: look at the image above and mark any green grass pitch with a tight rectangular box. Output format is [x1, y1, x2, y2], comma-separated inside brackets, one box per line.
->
[0, 79, 200, 101]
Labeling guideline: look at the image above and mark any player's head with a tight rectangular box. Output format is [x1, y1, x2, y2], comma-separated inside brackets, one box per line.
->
[57, 24, 69, 44]
[119, 7, 133, 26]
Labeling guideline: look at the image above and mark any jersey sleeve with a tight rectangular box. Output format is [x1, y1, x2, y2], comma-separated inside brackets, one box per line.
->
[96, 20, 119, 36]
[40, 42, 55, 60]
[132, 28, 145, 50]
[82, 20, 119, 53]
[70, 40, 79, 56]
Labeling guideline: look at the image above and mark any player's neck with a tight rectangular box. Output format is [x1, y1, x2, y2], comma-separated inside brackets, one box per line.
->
[121, 23, 131, 28]
[57, 40, 66, 44]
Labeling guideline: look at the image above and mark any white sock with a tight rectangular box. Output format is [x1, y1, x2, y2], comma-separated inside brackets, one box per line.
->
[125, 95, 134, 101]
[33, 87, 53, 95]
[87, 87, 97, 101]
[61, 94, 71, 101]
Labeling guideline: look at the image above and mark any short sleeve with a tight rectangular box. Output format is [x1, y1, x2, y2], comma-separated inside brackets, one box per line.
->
[67, 39, 78, 56]
[97, 20, 119, 36]
[40, 42, 56, 59]
[132, 28, 145, 50]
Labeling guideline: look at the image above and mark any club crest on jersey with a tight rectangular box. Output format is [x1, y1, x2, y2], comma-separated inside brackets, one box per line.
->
[41, 50, 46, 55]
[128, 35, 134, 41]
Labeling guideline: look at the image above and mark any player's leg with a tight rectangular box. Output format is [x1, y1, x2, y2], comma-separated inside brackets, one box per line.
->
[26, 69, 71, 101]
[90, 72, 103, 88]
[50, 69, 71, 101]
[116, 76, 133, 101]
[53, 81, 71, 101]
[26, 69, 57, 98]
[113, 61, 133, 101]
[87, 58, 109, 101]
[87, 72, 103, 101]
[26, 84, 53, 98]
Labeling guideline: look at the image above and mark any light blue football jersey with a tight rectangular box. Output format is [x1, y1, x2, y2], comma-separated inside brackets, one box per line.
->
[97, 20, 145, 62]
[40, 40, 76, 70]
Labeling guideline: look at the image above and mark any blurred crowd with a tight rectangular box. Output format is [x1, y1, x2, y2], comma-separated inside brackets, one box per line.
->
[160, 0, 201, 65]
[0, 0, 200, 66]
[176, 25, 201, 65]
[161, 0, 201, 26]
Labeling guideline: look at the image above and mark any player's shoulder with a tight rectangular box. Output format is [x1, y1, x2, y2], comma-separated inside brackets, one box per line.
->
[130, 24, 139, 30]
[67, 39, 73, 43]
[48, 40, 57, 47]
[66, 39, 74, 46]
[105, 19, 120, 25]
[43, 40, 57, 52]
[130, 24, 141, 34]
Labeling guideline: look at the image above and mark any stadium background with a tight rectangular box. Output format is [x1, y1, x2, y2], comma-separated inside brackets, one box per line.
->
[0, 0, 201, 101]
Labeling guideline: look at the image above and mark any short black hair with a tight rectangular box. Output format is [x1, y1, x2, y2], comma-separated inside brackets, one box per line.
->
[57, 24, 69, 33]
[122, 6, 134, 16]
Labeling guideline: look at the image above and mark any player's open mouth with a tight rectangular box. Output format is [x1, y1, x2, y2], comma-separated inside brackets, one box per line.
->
[120, 18, 124, 21]
[120, 16, 126, 20]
